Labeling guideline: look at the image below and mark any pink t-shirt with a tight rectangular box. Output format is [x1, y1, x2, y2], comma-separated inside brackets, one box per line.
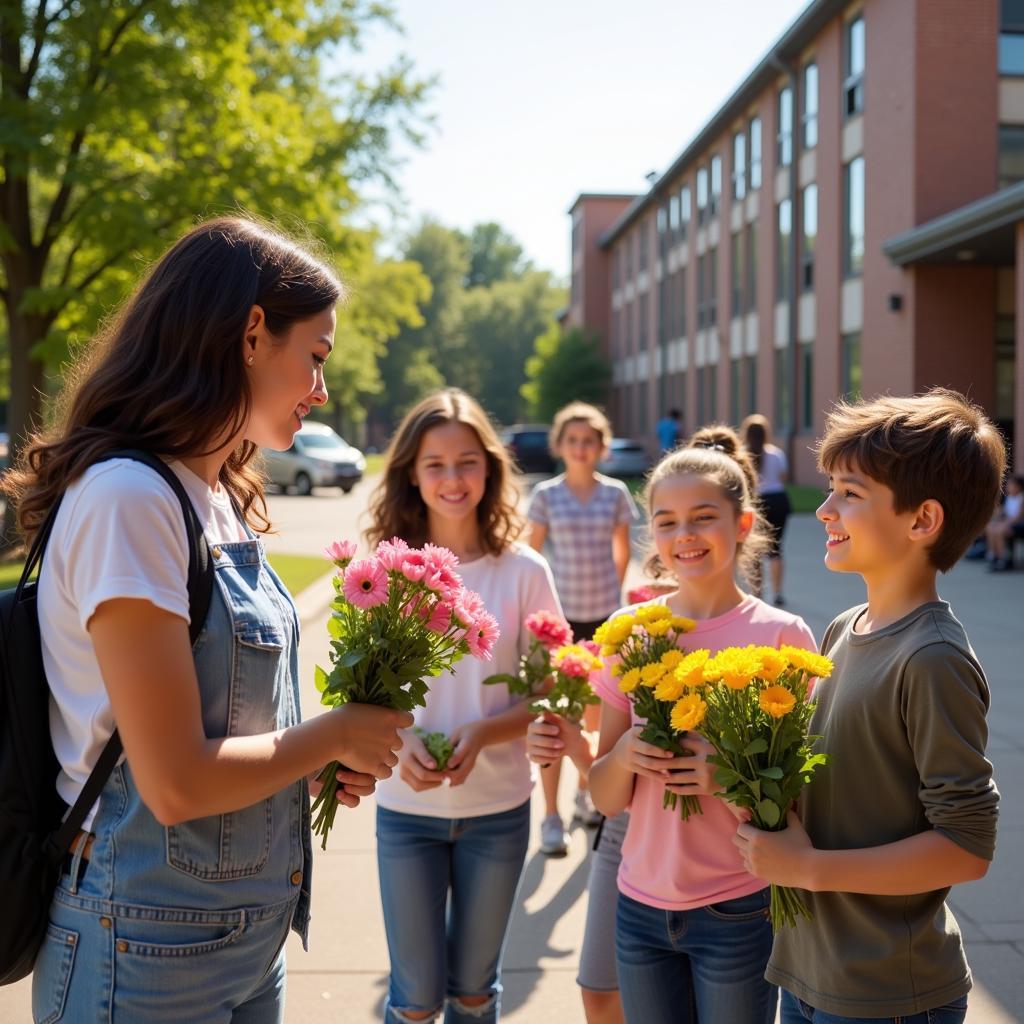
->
[593, 593, 816, 911]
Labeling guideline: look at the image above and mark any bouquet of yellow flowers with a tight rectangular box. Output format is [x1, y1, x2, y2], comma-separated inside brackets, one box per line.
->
[663, 644, 833, 929]
[593, 605, 700, 819]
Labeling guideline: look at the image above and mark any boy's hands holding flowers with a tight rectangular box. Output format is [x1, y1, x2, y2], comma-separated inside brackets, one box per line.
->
[734, 810, 815, 887]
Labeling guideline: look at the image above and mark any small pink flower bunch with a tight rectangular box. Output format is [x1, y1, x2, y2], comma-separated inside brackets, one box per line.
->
[524, 610, 573, 649]
[484, 609, 573, 700]
[626, 583, 677, 605]
[312, 537, 500, 846]
[529, 643, 602, 723]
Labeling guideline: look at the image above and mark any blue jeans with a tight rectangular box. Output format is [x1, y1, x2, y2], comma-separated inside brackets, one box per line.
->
[375, 801, 531, 1024]
[780, 989, 968, 1024]
[615, 889, 777, 1024]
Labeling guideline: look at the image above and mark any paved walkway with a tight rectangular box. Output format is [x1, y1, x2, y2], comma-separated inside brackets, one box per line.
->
[3, 512, 1022, 1022]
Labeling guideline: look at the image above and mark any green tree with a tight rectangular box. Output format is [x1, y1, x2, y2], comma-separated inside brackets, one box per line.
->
[0, 0, 430, 543]
[460, 221, 529, 288]
[456, 271, 564, 425]
[521, 325, 611, 422]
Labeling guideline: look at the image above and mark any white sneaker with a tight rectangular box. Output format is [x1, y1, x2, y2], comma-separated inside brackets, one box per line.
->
[572, 789, 603, 828]
[539, 814, 570, 856]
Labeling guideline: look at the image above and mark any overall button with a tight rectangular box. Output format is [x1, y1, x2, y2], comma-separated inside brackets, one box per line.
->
[290, 870, 303, 885]
[116, 940, 128, 953]
[211, 546, 223, 559]
[99, 916, 112, 929]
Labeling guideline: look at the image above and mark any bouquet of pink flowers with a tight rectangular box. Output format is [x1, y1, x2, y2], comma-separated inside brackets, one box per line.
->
[482, 610, 571, 698]
[312, 538, 500, 847]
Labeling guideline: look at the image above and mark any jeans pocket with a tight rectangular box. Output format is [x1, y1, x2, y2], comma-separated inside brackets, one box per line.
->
[31, 924, 78, 1024]
[114, 915, 246, 958]
[703, 888, 771, 921]
[166, 798, 273, 880]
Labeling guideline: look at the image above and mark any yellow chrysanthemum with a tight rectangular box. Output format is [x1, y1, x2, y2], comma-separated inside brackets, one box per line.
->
[670, 616, 697, 633]
[759, 684, 796, 718]
[593, 622, 609, 644]
[643, 619, 671, 637]
[660, 649, 685, 670]
[704, 648, 762, 690]
[754, 647, 789, 683]
[654, 674, 685, 702]
[610, 662, 623, 677]
[600, 645, 618, 657]
[671, 694, 707, 731]
[602, 616, 636, 646]
[780, 646, 834, 679]
[635, 604, 671, 624]
[640, 663, 667, 685]
[619, 667, 642, 693]
[674, 649, 711, 689]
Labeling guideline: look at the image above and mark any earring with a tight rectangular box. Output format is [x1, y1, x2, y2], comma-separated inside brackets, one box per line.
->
[246, 355, 254, 365]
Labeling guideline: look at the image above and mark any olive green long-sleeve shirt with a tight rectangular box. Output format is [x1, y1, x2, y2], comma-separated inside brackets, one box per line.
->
[766, 602, 998, 1018]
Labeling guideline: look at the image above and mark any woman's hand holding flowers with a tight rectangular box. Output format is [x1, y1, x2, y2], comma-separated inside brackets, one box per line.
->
[445, 720, 489, 786]
[398, 729, 448, 792]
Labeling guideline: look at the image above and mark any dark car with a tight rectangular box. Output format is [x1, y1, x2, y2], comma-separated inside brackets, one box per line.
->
[502, 424, 556, 475]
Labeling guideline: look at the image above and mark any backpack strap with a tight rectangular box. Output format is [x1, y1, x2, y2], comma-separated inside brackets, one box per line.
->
[48, 451, 215, 858]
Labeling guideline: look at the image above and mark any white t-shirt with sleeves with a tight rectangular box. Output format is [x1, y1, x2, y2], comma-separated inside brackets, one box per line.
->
[757, 445, 788, 495]
[374, 542, 562, 819]
[37, 458, 247, 828]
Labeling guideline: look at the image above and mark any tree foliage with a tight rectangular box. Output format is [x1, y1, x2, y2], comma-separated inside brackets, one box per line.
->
[0, 0, 431, 541]
[521, 325, 612, 422]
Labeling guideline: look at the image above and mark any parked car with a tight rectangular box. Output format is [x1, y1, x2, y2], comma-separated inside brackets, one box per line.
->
[598, 437, 651, 478]
[502, 424, 556, 475]
[262, 421, 365, 495]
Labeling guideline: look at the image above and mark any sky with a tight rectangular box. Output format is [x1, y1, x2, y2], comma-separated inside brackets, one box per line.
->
[352, 0, 809, 281]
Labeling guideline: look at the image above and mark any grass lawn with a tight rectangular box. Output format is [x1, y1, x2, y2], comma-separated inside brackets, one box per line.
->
[2, 554, 331, 598]
[364, 452, 385, 476]
[267, 553, 332, 596]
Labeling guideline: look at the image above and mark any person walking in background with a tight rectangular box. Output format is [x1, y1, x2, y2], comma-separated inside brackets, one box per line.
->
[366, 388, 561, 1024]
[742, 414, 792, 606]
[527, 402, 637, 856]
[11, 217, 409, 1023]
[656, 408, 683, 454]
[985, 474, 1023, 571]
[589, 426, 816, 1024]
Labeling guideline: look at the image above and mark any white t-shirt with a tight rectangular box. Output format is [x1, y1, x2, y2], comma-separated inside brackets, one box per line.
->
[374, 543, 562, 818]
[37, 459, 247, 828]
[757, 445, 788, 495]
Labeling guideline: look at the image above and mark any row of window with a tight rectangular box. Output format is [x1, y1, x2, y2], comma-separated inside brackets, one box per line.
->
[616, 331, 862, 439]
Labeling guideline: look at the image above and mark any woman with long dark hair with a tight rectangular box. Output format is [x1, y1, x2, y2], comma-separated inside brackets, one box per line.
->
[4, 216, 410, 1023]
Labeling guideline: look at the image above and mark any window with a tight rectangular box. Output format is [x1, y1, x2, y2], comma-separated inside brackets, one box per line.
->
[999, 125, 1024, 187]
[803, 63, 819, 149]
[745, 353, 757, 414]
[800, 341, 814, 430]
[845, 15, 865, 117]
[697, 166, 709, 226]
[640, 292, 649, 348]
[749, 117, 763, 190]
[680, 185, 692, 240]
[639, 222, 649, 272]
[1002, 1, 1024, 72]
[844, 157, 865, 276]
[841, 331, 862, 398]
[709, 246, 718, 326]
[710, 154, 723, 217]
[774, 347, 791, 431]
[697, 366, 706, 425]
[625, 236, 633, 280]
[777, 198, 793, 301]
[801, 183, 818, 291]
[778, 86, 793, 167]
[678, 268, 687, 337]
[730, 357, 742, 424]
[613, 249, 621, 290]
[733, 131, 747, 200]
[697, 252, 706, 329]
[709, 362, 718, 421]
[746, 221, 757, 312]
[669, 194, 680, 234]
[731, 231, 743, 315]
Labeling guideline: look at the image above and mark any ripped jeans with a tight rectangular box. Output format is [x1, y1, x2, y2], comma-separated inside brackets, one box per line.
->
[375, 801, 531, 1023]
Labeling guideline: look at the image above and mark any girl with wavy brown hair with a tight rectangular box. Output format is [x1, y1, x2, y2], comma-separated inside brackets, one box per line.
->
[366, 388, 561, 1024]
[6, 216, 410, 1023]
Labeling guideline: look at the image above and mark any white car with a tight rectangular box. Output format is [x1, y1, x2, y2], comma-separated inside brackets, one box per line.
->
[262, 422, 365, 495]
[598, 438, 651, 478]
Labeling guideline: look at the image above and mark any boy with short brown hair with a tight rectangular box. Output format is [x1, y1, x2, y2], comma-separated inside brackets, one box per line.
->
[735, 388, 1005, 1023]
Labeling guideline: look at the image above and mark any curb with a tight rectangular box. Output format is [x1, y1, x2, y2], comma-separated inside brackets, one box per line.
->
[293, 571, 336, 626]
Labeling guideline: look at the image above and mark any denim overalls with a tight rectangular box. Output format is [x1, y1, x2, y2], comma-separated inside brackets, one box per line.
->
[32, 534, 313, 1024]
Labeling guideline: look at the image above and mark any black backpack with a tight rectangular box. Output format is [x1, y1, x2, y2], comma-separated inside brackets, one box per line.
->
[0, 450, 213, 984]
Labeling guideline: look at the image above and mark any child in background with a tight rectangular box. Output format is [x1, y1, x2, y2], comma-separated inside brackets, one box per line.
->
[736, 390, 1003, 1024]
[588, 426, 816, 1024]
[527, 402, 636, 855]
[367, 388, 561, 1024]
[985, 474, 1023, 571]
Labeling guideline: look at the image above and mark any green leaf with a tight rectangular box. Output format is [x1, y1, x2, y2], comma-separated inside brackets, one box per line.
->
[336, 648, 366, 669]
[742, 738, 768, 756]
[756, 799, 782, 828]
[314, 665, 328, 694]
[758, 766, 784, 780]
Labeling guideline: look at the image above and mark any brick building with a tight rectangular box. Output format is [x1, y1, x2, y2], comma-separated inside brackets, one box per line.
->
[567, 0, 1024, 483]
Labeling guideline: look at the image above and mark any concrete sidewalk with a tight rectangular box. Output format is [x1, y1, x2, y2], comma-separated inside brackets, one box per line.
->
[3, 514, 1022, 1022]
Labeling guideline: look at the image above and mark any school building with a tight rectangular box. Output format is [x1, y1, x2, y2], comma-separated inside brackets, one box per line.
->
[566, 0, 1024, 484]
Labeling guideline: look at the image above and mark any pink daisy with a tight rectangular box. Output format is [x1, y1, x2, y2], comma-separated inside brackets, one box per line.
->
[400, 552, 428, 583]
[427, 601, 454, 634]
[342, 558, 389, 609]
[422, 543, 461, 573]
[325, 539, 357, 566]
[466, 611, 500, 660]
[376, 537, 410, 572]
[525, 610, 573, 648]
